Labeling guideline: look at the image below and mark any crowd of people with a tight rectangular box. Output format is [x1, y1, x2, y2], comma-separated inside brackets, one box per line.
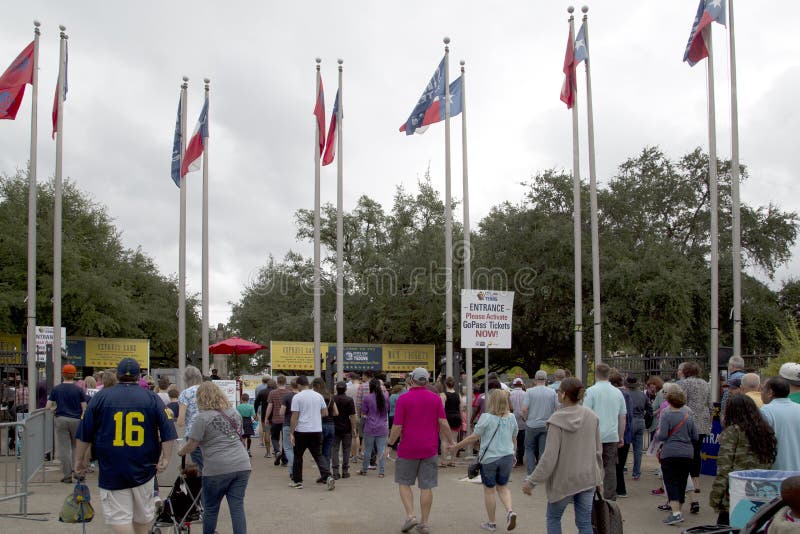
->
[4, 354, 799, 533]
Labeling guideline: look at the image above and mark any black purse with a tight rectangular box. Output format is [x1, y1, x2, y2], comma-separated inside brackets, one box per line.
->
[467, 419, 502, 479]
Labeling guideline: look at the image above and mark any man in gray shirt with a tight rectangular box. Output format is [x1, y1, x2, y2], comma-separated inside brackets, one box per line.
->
[521, 370, 558, 475]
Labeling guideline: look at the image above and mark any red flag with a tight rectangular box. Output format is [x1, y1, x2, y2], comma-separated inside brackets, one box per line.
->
[0, 41, 35, 121]
[322, 89, 339, 166]
[314, 78, 326, 157]
[560, 26, 577, 109]
[52, 42, 68, 139]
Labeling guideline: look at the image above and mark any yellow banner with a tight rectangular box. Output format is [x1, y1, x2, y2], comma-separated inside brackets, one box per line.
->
[381, 344, 435, 372]
[84, 337, 149, 369]
[0, 333, 23, 365]
[270, 341, 326, 371]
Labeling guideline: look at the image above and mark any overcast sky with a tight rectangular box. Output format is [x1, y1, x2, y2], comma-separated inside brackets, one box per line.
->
[2, 1, 798, 330]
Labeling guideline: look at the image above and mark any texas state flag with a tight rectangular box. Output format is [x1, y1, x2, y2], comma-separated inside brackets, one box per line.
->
[314, 78, 326, 157]
[684, 0, 726, 66]
[322, 89, 339, 166]
[180, 98, 209, 177]
[400, 57, 463, 135]
[0, 41, 34, 121]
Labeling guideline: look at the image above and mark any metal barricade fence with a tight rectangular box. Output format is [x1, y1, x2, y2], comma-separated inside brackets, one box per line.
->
[0, 408, 54, 518]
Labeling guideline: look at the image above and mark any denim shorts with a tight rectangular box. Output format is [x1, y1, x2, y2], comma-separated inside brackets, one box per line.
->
[480, 454, 514, 488]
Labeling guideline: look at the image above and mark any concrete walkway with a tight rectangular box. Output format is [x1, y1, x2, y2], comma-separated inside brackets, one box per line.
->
[1, 448, 720, 533]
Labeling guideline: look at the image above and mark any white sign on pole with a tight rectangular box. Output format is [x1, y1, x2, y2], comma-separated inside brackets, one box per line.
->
[460, 290, 514, 349]
[213, 380, 238, 405]
[35, 326, 67, 363]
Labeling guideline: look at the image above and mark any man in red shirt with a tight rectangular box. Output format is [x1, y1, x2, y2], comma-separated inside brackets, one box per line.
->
[388, 368, 453, 534]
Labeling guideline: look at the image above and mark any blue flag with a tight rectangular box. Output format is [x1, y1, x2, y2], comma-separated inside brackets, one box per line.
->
[170, 98, 182, 187]
[574, 22, 588, 65]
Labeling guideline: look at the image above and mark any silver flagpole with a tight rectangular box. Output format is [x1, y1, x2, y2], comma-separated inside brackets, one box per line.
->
[26, 21, 41, 408]
[728, 0, 742, 362]
[568, 7, 583, 378]
[582, 6, 602, 365]
[313, 58, 322, 379]
[707, 29, 720, 402]
[53, 25, 67, 385]
[178, 77, 188, 389]
[461, 59, 473, 432]
[202, 78, 210, 376]
[336, 59, 344, 381]
[444, 37, 453, 378]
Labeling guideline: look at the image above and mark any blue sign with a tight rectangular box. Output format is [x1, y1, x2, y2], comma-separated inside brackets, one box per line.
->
[329, 344, 382, 372]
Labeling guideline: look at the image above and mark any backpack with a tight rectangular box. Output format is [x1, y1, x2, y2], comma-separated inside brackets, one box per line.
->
[592, 489, 623, 534]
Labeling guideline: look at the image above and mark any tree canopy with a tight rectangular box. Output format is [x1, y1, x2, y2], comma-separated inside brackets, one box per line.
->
[0, 169, 201, 367]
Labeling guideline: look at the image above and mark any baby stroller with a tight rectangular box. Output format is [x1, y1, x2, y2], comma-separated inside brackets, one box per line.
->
[149, 458, 203, 533]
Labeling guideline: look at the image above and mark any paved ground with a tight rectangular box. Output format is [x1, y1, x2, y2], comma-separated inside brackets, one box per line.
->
[1, 447, 720, 533]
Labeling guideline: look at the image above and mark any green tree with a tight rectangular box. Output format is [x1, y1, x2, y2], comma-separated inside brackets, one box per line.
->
[0, 169, 201, 367]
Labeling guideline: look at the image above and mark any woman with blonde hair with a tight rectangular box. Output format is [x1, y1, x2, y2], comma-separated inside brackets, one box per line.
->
[179, 382, 251, 534]
[451, 388, 519, 531]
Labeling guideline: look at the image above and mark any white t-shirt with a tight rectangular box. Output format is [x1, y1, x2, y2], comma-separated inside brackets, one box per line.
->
[290, 389, 326, 432]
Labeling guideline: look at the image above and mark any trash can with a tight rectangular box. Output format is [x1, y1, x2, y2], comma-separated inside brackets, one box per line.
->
[729, 469, 800, 528]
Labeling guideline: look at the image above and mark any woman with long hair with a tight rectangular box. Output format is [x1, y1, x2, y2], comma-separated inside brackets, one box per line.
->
[709, 394, 777, 525]
[311, 377, 338, 470]
[178, 382, 251, 534]
[359, 377, 389, 477]
[452, 389, 519, 532]
[522, 378, 602, 534]
[177, 365, 205, 471]
[676, 361, 713, 513]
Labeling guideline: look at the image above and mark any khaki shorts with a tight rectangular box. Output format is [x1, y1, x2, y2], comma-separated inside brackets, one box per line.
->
[395, 455, 438, 489]
[99, 477, 155, 526]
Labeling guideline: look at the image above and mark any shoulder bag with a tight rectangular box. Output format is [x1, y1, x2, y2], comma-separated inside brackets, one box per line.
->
[656, 412, 689, 462]
[467, 418, 502, 479]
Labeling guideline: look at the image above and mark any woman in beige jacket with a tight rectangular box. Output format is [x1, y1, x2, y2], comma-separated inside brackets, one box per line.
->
[522, 378, 603, 534]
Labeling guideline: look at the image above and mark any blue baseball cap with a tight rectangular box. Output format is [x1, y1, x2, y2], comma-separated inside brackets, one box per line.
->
[117, 358, 140, 377]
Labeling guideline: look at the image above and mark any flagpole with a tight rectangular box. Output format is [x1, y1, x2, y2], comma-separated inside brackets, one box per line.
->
[568, 7, 583, 379]
[178, 76, 188, 389]
[201, 78, 210, 377]
[443, 37, 454, 378]
[728, 0, 742, 362]
[53, 25, 67, 385]
[460, 59, 473, 431]
[706, 28, 720, 402]
[582, 6, 601, 366]
[26, 20, 41, 408]
[313, 58, 322, 379]
[336, 59, 344, 382]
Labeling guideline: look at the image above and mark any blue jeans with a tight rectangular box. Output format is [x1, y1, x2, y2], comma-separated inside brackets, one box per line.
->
[202, 470, 250, 534]
[631, 417, 645, 478]
[322, 422, 335, 469]
[361, 434, 387, 474]
[525, 426, 548, 475]
[546, 488, 594, 534]
[282, 425, 295, 478]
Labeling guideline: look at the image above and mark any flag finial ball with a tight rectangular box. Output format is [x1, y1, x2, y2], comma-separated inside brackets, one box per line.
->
[443, 36, 450, 44]
[33, 20, 41, 27]
[59, 24, 66, 31]
[182, 76, 189, 82]
[460, 60, 465, 66]
[204, 78, 210, 86]
[315, 57, 321, 64]
[582, 5, 589, 13]
[337, 58, 343, 65]
[567, 6, 575, 13]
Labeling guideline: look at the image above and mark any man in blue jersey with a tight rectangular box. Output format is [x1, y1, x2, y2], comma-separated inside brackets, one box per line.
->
[75, 358, 177, 533]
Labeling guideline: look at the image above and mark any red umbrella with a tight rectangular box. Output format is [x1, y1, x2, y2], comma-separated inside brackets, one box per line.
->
[208, 337, 266, 356]
[209, 337, 267, 377]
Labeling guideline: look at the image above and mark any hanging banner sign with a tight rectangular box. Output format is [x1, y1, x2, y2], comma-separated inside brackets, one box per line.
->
[460, 289, 515, 349]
